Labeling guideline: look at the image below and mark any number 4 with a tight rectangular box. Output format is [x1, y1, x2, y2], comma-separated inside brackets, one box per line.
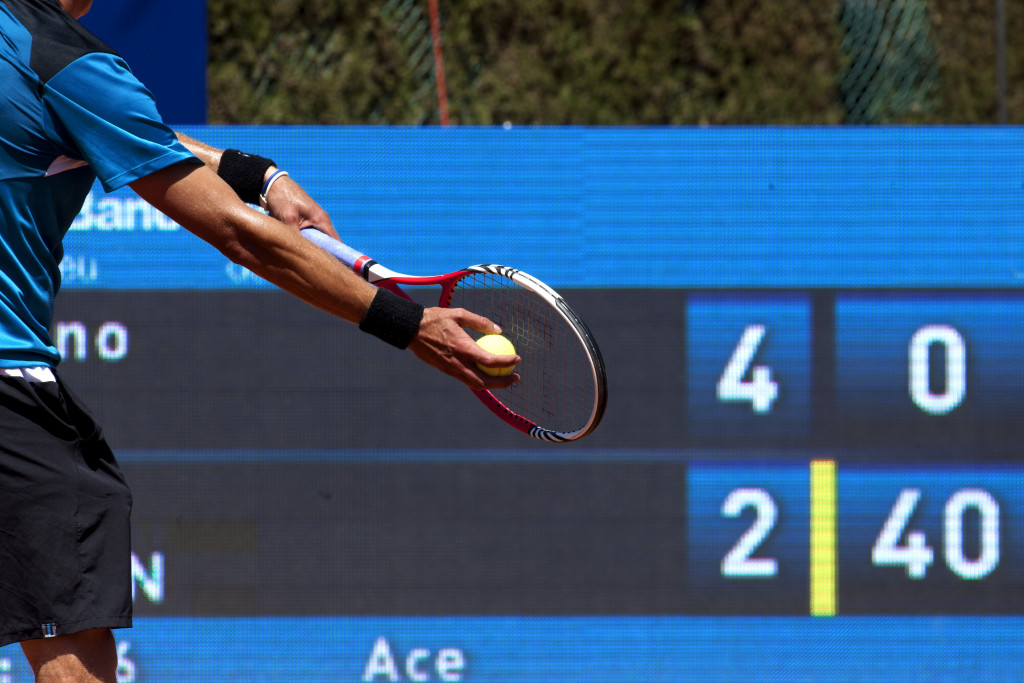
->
[872, 488, 934, 579]
[717, 325, 779, 414]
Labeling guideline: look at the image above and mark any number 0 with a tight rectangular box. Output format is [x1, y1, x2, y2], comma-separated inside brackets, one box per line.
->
[945, 489, 999, 580]
[909, 325, 965, 415]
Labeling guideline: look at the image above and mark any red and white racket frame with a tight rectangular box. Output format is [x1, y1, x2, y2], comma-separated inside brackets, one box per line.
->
[301, 228, 607, 442]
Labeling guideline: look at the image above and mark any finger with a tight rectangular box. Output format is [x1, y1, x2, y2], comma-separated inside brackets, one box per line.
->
[474, 353, 520, 369]
[267, 181, 340, 239]
[433, 345, 518, 391]
[471, 342, 521, 368]
[298, 213, 339, 240]
[450, 308, 503, 335]
[475, 370, 520, 390]
[450, 324, 521, 367]
[465, 343, 520, 382]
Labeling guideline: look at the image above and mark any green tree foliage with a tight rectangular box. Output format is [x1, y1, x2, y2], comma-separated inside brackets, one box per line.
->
[208, 1, 411, 122]
[443, 0, 844, 124]
[207, 0, 1020, 125]
[922, 0, 1024, 123]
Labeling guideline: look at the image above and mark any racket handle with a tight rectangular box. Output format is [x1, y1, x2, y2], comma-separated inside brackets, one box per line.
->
[300, 227, 412, 300]
[300, 228, 365, 270]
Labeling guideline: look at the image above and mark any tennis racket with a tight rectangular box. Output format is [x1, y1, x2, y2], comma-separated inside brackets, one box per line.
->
[301, 228, 607, 442]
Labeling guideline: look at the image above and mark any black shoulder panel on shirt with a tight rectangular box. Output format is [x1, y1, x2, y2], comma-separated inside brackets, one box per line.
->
[2, 0, 118, 85]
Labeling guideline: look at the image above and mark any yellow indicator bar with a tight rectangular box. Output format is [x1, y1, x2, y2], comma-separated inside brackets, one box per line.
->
[810, 459, 837, 617]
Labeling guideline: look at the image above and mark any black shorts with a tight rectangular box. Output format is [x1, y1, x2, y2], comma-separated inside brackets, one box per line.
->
[0, 372, 132, 647]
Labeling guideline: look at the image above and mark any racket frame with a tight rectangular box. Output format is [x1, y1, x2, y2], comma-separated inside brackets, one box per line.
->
[301, 228, 607, 442]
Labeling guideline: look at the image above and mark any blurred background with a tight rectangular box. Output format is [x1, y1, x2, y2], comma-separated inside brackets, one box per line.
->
[84, 0, 1022, 126]
[206, 0, 1020, 126]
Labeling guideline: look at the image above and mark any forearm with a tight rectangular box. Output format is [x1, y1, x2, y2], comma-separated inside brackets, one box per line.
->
[131, 158, 514, 389]
[221, 211, 372, 323]
[175, 132, 258, 176]
[131, 162, 373, 324]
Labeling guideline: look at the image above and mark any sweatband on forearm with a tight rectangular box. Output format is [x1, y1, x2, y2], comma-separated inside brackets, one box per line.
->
[359, 288, 424, 349]
[217, 149, 276, 205]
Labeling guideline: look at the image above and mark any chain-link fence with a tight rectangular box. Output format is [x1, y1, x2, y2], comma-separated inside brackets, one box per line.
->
[376, 0, 437, 124]
[838, 0, 942, 123]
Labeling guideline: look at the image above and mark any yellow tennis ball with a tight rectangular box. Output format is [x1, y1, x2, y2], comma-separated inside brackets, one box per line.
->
[475, 334, 517, 377]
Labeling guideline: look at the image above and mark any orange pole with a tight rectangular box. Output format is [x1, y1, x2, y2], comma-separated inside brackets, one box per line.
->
[427, 0, 450, 126]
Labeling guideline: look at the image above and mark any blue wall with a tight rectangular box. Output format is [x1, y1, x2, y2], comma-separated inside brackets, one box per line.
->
[81, 0, 206, 124]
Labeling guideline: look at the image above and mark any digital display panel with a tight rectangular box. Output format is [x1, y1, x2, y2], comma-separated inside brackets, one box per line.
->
[3, 127, 1024, 681]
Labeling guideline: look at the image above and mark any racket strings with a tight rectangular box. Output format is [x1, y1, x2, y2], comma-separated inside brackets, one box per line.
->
[453, 272, 593, 433]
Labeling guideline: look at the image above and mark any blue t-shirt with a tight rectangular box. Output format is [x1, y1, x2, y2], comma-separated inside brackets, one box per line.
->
[0, 0, 199, 366]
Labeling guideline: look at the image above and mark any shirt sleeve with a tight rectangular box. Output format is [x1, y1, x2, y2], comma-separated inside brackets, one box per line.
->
[42, 50, 200, 192]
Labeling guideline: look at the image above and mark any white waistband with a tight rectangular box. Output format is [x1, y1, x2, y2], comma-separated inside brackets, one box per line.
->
[2, 367, 56, 383]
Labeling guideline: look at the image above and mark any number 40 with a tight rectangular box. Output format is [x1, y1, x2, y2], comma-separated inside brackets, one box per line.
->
[873, 488, 1000, 580]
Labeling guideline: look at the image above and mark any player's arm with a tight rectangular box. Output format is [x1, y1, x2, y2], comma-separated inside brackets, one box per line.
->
[129, 160, 512, 390]
[174, 132, 339, 240]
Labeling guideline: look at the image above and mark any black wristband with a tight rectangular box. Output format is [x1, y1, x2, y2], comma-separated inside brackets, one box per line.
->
[359, 288, 424, 349]
[217, 149, 276, 205]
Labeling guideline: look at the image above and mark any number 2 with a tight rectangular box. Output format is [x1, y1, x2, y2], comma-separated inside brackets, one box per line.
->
[721, 488, 779, 578]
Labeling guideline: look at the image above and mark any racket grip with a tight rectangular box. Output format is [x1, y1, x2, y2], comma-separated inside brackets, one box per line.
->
[300, 227, 365, 270]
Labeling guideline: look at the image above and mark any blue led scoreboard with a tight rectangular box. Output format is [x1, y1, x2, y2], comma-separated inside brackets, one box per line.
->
[3, 127, 1024, 681]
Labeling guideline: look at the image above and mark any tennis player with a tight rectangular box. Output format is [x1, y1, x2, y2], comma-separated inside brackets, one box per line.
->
[0, 0, 515, 680]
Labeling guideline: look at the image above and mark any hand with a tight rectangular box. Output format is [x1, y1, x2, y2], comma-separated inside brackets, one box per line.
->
[408, 307, 521, 390]
[263, 171, 341, 240]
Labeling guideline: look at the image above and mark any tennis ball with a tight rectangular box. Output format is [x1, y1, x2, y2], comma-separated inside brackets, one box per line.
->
[475, 334, 517, 377]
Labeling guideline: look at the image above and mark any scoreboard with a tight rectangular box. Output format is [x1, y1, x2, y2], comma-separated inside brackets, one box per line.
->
[3, 127, 1024, 681]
